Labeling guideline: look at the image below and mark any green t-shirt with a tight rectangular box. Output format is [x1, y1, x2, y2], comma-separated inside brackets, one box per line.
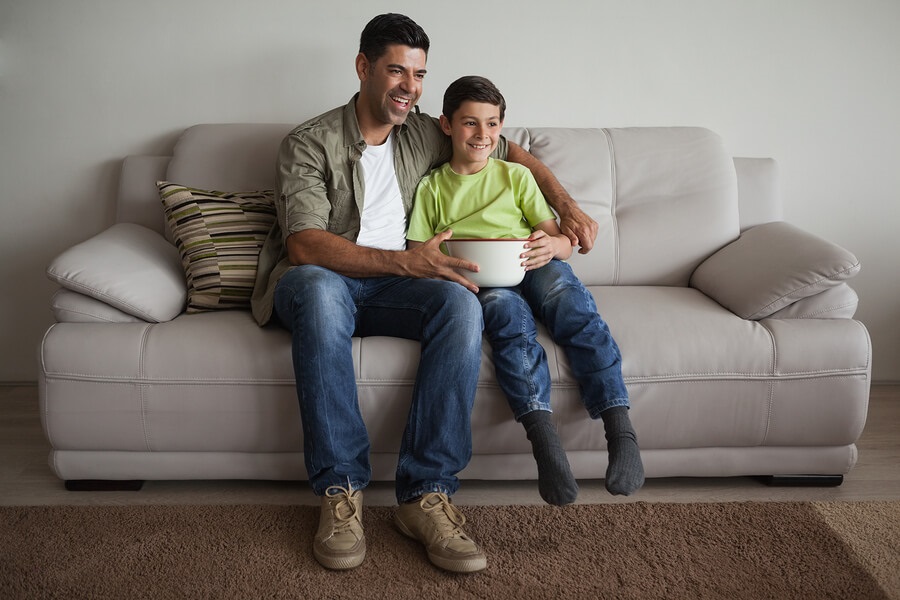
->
[407, 158, 556, 242]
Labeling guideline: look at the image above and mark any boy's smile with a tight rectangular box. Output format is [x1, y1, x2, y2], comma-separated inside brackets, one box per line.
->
[440, 100, 503, 175]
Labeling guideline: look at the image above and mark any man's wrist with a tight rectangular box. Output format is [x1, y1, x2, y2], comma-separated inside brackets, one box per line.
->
[553, 198, 579, 219]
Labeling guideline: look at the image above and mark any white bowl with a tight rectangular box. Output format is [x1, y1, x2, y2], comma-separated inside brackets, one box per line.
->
[444, 238, 528, 288]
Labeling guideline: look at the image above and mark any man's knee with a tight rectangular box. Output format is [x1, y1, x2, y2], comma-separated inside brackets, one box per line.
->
[275, 265, 351, 321]
[425, 282, 482, 338]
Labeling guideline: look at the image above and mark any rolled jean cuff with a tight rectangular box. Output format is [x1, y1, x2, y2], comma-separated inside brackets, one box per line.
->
[313, 479, 369, 497]
[513, 402, 553, 422]
[588, 397, 630, 419]
[397, 482, 455, 504]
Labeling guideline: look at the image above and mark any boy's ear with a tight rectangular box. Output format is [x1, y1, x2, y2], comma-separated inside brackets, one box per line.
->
[439, 114, 452, 136]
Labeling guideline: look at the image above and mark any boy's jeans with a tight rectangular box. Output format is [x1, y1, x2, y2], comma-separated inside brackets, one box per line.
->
[273, 265, 483, 503]
[478, 259, 629, 421]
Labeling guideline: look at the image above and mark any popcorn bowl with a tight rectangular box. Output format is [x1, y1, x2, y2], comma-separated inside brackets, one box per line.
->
[444, 238, 528, 288]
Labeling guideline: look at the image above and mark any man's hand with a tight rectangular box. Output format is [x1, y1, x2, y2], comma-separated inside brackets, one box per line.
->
[557, 204, 599, 254]
[405, 231, 480, 293]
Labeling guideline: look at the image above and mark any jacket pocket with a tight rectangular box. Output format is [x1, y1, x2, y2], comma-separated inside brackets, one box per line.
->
[326, 188, 355, 232]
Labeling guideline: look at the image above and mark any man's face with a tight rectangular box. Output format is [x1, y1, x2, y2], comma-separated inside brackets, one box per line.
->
[440, 100, 504, 174]
[357, 44, 427, 129]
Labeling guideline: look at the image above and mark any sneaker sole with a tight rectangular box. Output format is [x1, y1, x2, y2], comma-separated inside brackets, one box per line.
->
[313, 546, 366, 570]
[394, 518, 487, 573]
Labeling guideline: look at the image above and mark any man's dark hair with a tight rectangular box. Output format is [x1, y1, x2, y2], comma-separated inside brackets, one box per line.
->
[359, 13, 430, 62]
[442, 76, 507, 122]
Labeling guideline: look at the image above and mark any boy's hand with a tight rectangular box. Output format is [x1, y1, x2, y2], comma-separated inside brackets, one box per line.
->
[404, 231, 481, 293]
[523, 230, 570, 270]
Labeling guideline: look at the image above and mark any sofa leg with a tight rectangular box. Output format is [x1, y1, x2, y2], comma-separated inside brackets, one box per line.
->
[756, 475, 844, 487]
[64, 480, 145, 491]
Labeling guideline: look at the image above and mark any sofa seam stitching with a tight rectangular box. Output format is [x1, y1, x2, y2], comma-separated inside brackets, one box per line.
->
[747, 262, 861, 320]
[781, 300, 857, 319]
[602, 128, 620, 285]
[139, 324, 153, 452]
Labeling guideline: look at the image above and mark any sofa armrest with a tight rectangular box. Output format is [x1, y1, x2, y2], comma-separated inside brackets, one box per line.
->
[46, 223, 187, 323]
[690, 221, 860, 320]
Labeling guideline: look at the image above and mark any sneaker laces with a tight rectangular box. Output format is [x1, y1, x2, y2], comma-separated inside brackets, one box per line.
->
[324, 483, 361, 534]
[419, 492, 469, 541]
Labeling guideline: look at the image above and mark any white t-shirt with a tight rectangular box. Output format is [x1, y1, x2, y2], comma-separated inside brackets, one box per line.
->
[356, 132, 407, 251]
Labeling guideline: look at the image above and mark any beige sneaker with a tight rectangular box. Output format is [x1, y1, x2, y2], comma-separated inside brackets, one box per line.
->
[313, 484, 365, 570]
[394, 492, 487, 573]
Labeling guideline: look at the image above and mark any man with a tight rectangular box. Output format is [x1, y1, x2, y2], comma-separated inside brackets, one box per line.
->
[251, 13, 598, 574]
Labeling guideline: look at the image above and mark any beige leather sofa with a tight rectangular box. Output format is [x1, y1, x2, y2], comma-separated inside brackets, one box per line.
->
[39, 124, 871, 489]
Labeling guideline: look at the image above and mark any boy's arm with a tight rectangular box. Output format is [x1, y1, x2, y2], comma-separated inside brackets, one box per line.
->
[507, 142, 598, 254]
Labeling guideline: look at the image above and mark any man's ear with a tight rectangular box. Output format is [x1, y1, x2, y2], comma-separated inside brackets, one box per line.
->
[355, 53, 369, 82]
[439, 114, 452, 136]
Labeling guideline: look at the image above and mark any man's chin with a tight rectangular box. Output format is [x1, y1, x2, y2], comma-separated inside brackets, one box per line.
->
[388, 109, 412, 125]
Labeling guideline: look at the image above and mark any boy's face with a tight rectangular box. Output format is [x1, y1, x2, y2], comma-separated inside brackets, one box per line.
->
[440, 100, 503, 174]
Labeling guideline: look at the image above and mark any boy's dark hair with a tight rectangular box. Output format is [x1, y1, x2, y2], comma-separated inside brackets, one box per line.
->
[359, 13, 430, 62]
[442, 76, 507, 122]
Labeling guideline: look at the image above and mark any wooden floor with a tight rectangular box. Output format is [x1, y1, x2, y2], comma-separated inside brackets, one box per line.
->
[1, 384, 898, 507]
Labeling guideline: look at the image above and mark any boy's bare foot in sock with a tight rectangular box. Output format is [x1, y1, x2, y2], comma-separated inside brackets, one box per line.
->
[600, 406, 645, 495]
[521, 410, 578, 506]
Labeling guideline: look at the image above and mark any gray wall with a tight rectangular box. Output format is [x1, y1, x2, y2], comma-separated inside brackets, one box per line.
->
[1, 0, 898, 381]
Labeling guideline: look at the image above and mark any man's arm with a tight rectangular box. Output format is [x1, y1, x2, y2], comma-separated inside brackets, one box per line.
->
[276, 128, 478, 291]
[287, 229, 481, 292]
[507, 142, 599, 254]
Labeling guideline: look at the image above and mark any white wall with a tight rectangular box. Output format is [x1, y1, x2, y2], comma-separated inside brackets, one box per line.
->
[1, 0, 898, 381]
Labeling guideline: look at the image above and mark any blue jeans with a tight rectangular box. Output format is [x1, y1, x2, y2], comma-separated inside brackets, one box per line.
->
[273, 265, 483, 503]
[478, 259, 629, 421]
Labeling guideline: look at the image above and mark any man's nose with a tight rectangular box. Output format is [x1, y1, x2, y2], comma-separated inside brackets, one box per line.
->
[399, 73, 419, 93]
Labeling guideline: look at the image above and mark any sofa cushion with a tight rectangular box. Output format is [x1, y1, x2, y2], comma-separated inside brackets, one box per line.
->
[690, 221, 861, 320]
[159, 182, 276, 313]
[46, 223, 186, 322]
[50, 289, 145, 323]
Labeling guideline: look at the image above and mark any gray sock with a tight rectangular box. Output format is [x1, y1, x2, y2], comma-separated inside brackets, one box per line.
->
[600, 406, 645, 496]
[521, 410, 578, 506]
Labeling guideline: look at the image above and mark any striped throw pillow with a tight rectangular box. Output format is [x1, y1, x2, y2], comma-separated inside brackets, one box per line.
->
[158, 182, 276, 313]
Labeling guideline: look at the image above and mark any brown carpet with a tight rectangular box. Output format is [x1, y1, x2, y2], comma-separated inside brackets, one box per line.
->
[1, 501, 897, 599]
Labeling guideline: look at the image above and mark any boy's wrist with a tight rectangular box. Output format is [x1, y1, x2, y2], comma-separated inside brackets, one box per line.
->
[553, 234, 573, 260]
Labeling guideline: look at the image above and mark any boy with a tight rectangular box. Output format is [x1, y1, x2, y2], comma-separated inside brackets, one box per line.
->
[407, 76, 644, 504]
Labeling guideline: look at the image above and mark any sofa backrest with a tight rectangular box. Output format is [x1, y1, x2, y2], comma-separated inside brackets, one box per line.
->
[118, 123, 777, 287]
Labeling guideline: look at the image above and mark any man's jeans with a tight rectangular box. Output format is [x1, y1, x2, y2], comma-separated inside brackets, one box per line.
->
[477, 259, 629, 421]
[273, 265, 483, 503]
